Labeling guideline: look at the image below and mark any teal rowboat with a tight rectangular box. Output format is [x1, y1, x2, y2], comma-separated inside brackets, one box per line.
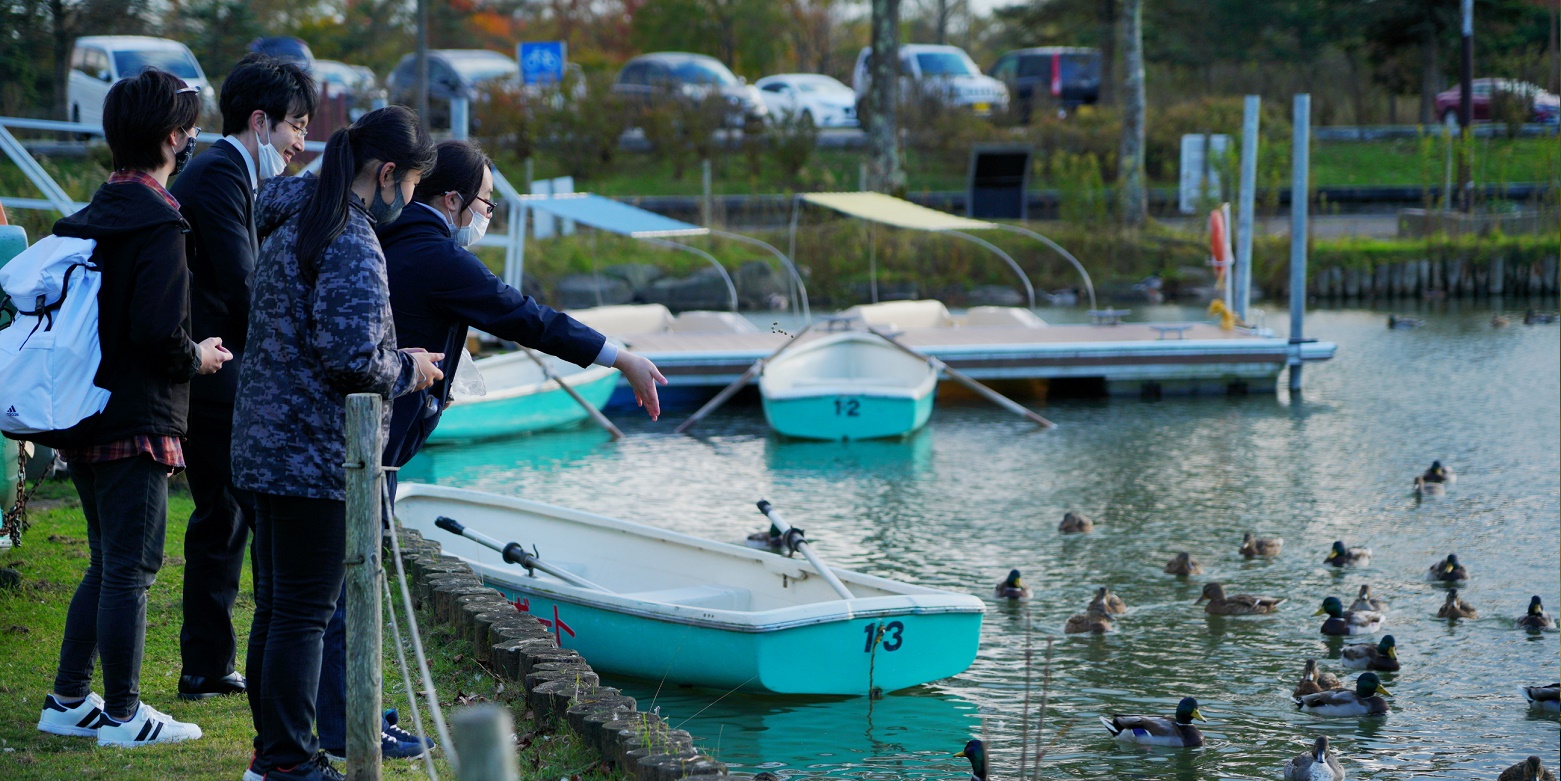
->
[426, 352, 618, 443]
[394, 483, 984, 695]
[759, 331, 938, 440]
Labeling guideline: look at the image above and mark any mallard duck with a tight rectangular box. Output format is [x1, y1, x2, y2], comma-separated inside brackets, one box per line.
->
[1350, 584, 1388, 613]
[1517, 596, 1553, 630]
[1524, 309, 1559, 325]
[1519, 683, 1560, 712]
[1426, 554, 1468, 582]
[1195, 582, 1284, 615]
[1295, 672, 1390, 717]
[1059, 511, 1093, 534]
[1294, 659, 1343, 697]
[1437, 589, 1477, 619]
[1387, 314, 1424, 329]
[1325, 540, 1371, 568]
[953, 738, 987, 781]
[1240, 532, 1283, 558]
[1088, 586, 1128, 615]
[1492, 313, 1511, 327]
[746, 523, 782, 548]
[1064, 608, 1113, 634]
[1316, 596, 1385, 635]
[1164, 552, 1203, 576]
[1499, 756, 1557, 781]
[1419, 460, 1454, 485]
[1342, 634, 1400, 671]
[1283, 736, 1345, 781]
[1099, 696, 1205, 747]
[994, 569, 1032, 600]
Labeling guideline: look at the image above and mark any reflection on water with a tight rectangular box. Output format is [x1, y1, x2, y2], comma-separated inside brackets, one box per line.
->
[407, 306, 1559, 779]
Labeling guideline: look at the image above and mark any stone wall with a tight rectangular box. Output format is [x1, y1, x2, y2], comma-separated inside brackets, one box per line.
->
[393, 528, 742, 781]
[1306, 256, 1560, 298]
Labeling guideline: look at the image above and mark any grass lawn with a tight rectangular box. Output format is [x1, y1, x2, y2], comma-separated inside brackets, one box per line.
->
[1309, 135, 1560, 188]
[0, 479, 626, 781]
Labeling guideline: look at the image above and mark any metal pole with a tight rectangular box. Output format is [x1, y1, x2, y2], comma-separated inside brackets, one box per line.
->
[450, 96, 469, 140]
[945, 230, 1036, 309]
[415, 0, 429, 128]
[710, 228, 811, 323]
[1458, 0, 1473, 212]
[701, 159, 712, 227]
[343, 394, 384, 781]
[1235, 95, 1260, 322]
[1288, 94, 1310, 394]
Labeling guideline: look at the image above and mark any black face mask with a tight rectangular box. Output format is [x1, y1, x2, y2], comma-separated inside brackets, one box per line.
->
[171, 133, 196, 176]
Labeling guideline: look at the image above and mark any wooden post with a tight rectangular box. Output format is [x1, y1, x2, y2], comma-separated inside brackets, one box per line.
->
[344, 393, 384, 781]
[452, 705, 521, 781]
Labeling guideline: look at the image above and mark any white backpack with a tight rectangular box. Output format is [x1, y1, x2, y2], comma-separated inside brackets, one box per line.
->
[0, 235, 110, 436]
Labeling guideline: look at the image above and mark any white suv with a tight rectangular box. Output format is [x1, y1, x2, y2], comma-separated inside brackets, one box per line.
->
[68, 36, 214, 131]
[852, 44, 1008, 116]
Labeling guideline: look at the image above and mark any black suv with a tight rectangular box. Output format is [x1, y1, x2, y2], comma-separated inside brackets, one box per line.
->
[988, 47, 1101, 121]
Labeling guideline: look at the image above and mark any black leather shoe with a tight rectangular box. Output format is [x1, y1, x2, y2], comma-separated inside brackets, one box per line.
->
[177, 671, 246, 700]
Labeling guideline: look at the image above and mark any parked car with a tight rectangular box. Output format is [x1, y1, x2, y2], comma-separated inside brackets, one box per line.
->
[612, 52, 768, 128]
[988, 47, 1100, 121]
[314, 59, 381, 122]
[851, 43, 1008, 116]
[249, 36, 315, 71]
[755, 73, 858, 128]
[68, 35, 214, 131]
[386, 49, 519, 130]
[1435, 78, 1560, 125]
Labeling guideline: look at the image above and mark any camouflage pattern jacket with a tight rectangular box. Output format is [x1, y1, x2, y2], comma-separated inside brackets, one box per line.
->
[231, 174, 417, 501]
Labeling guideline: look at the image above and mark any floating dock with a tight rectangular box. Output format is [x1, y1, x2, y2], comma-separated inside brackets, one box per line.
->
[620, 323, 1336, 397]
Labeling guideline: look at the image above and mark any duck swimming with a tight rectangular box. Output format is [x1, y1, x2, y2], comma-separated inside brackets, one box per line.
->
[1419, 460, 1454, 484]
[1295, 671, 1390, 717]
[1519, 683, 1559, 712]
[1516, 596, 1553, 630]
[1099, 696, 1206, 747]
[1059, 511, 1093, 533]
[1164, 552, 1203, 576]
[1350, 584, 1387, 613]
[1316, 596, 1385, 635]
[1240, 532, 1283, 558]
[1387, 314, 1424, 329]
[1426, 554, 1468, 582]
[994, 569, 1032, 600]
[1283, 736, 1345, 781]
[1524, 309, 1559, 325]
[1499, 756, 1556, 781]
[1089, 586, 1128, 615]
[1342, 634, 1400, 671]
[1064, 607, 1113, 634]
[1294, 659, 1342, 697]
[1437, 589, 1477, 619]
[953, 738, 987, 781]
[1491, 313, 1511, 327]
[1196, 582, 1285, 615]
[1325, 540, 1371, 568]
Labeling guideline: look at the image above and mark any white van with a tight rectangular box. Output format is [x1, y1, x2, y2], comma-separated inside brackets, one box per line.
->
[852, 43, 1008, 116]
[68, 36, 214, 131]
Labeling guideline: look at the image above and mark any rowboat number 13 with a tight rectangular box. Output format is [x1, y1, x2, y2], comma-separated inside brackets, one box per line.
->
[866, 621, 906, 652]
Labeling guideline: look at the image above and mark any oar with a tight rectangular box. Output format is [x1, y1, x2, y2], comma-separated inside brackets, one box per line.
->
[434, 516, 615, 594]
[674, 323, 815, 434]
[864, 326, 1057, 430]
[520, 346, 624, 440]
[755, 499, 854, 600]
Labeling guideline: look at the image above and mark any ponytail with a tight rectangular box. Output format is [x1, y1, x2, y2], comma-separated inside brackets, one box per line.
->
[294, 105, 436, 279]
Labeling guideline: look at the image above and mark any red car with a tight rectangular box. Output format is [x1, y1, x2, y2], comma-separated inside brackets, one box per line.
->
[1435, 78, 1560, 125]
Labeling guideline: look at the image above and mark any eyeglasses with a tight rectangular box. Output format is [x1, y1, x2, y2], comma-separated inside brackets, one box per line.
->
[450, 191, 496, 217]
[186, 126, 202, 141]
[280, 117, 309, 136]
[177, 86, 198, 95]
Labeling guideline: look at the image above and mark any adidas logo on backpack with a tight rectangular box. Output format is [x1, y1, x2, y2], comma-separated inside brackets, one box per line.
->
[0, 235, 110, 437]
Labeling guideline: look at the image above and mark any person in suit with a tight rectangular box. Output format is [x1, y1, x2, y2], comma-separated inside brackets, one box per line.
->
[169, 53, 315, 702]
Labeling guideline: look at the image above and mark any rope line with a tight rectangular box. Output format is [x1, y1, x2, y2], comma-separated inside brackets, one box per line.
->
[383, 571, 440, 781]
[383, 486, 461, 773]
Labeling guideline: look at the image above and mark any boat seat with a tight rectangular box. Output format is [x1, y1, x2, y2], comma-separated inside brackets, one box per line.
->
[623, 584, 752, 610]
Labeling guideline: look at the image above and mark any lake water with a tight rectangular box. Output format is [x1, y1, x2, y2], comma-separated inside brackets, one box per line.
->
[403, 303, 1560, 780]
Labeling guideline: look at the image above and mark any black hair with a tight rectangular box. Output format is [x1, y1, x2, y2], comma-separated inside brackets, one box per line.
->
[218, 53, 318, 136]
[295, 105, 436, 276]
[413, 139, 492, 208]
[102, 68, 201, 172]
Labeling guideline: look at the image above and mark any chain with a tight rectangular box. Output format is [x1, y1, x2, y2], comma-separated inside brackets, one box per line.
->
[2, 443, 44, 548]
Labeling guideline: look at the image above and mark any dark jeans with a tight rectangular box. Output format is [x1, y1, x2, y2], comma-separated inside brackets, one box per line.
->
[248, 493, 345, 771]
[179, 406, 255, 678]
[55, 455, 169, 720]
[316, 584, 347, 752]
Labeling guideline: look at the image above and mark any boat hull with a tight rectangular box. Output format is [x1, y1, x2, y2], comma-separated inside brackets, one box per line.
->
[427, 366, 618, 443]
[762, 391, 934, 440]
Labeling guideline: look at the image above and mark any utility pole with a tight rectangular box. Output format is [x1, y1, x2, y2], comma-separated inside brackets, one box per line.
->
[867, 0, 905, 195]
[936, 0, 949, 45]
[416, 0, 430, 129]
[1457, 0, 1472, 212]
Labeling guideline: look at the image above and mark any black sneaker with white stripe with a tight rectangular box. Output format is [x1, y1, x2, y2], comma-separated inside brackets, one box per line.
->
[37, 692, 110, 737]
[95, 701, 203, 747]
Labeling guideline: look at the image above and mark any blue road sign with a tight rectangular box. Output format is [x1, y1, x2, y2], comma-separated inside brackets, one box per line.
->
[519, 41, 567, 86]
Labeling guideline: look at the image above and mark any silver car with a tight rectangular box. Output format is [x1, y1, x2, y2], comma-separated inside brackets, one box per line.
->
[613, 52, 768, 128]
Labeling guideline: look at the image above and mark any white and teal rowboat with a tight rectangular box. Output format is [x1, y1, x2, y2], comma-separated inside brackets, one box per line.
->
[393, 483, 984, 695]
[425, 352, 618, 444]
[760, 331, 938, 441]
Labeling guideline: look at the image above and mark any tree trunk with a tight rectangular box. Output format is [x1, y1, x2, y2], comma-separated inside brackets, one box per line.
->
[51, 0, 70, 122]
[1419, 24, 1438, 124]
[1117, 0, 1146, 226]
[1097, 0, 1117, 106]
[867, 0, 904, 195]
[935, 0, 949, 45]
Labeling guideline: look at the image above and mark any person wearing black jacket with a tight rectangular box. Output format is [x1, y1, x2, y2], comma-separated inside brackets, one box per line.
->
[33, 69, 229, 748]
[168, 53, 315, 703]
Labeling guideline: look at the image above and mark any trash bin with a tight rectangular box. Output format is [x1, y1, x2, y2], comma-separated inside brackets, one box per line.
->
[966, 145, 1032, 220]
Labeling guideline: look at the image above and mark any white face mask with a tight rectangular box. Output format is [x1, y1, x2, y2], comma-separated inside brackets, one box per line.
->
[453, 203, 490, 248]
[256, 123, 286, 180]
